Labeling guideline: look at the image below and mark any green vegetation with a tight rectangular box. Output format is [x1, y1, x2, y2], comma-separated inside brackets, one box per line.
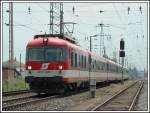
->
[2, 76, 29, 92]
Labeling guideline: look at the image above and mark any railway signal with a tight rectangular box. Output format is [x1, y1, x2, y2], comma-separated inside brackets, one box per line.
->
[119, 38, 125, 84]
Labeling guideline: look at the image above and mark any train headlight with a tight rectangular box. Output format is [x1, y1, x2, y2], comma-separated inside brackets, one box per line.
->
[58, 65, 63, 70]
[28, 65, 32, 70]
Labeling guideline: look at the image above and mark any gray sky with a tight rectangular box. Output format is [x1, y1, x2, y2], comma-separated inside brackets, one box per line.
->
[2, 2, 148, 71]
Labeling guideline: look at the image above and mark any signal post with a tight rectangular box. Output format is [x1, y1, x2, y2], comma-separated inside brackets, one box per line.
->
[119, 38, 125, 84]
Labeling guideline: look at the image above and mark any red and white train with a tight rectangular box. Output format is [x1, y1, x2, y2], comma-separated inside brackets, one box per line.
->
[25, 34, 129, 94]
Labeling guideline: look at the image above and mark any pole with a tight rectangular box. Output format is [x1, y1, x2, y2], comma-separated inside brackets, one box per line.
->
[50, 3, 53, 34]
[107, 62, 109, 84]
[60, 3, 64, 37]
[99, 23, 104, 56]
[89, 35, 97, 98]
[20, 53, 21, 73]
[121, 57, 124, 84]
[7, 2, 13, 91]
[89, 36, 92, 97]
[10, 2, 14, 64]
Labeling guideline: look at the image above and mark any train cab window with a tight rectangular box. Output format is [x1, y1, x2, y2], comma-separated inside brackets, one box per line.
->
[27, 48, 67, 62]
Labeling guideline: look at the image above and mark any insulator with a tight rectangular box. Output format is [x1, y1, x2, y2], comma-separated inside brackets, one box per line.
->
[128, 6, 130, 14]
[28, 6, 31, 14]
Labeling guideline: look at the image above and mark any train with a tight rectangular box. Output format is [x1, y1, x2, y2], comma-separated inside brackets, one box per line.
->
[25, 34, 129, 94]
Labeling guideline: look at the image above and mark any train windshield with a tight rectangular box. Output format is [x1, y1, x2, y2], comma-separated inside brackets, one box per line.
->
[26, 48, 67, 62]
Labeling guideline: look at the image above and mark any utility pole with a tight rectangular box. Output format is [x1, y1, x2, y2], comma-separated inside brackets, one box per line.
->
[49, 3, 53, 34]
[99, 23, 104, 56]
[6, 2, 14, 91]
[9, 2, 14, 68]
[20, 53, 22, 73]
[89, 34, 98, 98]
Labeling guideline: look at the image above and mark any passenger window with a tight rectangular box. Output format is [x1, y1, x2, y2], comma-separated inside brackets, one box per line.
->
[71, 52, 74, 67]
[84, 56, 86, 68]
[75, 53, 77, 67]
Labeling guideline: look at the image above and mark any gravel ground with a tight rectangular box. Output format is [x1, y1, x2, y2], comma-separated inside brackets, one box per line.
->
[12, 80, 136, 111]
[134, 80, 148, 111]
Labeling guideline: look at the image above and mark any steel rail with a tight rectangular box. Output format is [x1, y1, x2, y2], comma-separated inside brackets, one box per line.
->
[2, 94, 37, 106]
[91, 80, 139, 111]
[2, 95, 59, 111]
[3, 90, 31, 96]
[128, 81, 144, 111]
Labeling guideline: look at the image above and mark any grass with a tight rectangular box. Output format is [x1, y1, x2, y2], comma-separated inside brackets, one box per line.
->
[2, 76, 29, 92]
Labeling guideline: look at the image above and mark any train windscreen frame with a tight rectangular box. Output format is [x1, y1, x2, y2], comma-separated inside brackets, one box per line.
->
[26, 48, 67, 62]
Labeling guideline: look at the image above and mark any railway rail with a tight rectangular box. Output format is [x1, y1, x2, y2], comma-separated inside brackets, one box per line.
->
[3, 90, 31, 96]
[2, 94, 59, 111]
[91, 80, 144, 111]
[2, 94, 37, 107]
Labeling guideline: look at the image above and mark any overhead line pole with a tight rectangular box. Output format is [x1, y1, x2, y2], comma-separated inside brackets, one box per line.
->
[60, 3, 64, 37]
[50, 3, 53, 34]
[9, 2, 14, 68]
[97, 22, 109, 56]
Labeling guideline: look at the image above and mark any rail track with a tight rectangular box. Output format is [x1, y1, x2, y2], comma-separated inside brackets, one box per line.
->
[2, 94, 37, 107]
[2, 94, 59, 111]
[3, 90, 31, 96]
[2, 87, 90, 111]
[91, 80, 144, 111]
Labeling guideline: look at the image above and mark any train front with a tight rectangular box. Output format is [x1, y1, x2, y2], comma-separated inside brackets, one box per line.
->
[25, 36, 69, 94]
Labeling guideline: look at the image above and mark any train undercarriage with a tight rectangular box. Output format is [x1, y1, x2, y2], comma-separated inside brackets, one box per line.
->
[25, 76, 89, 94]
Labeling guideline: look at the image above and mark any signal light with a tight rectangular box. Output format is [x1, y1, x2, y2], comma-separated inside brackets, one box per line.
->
[120, 38, 125, 50]
[119, 50, 125, 57]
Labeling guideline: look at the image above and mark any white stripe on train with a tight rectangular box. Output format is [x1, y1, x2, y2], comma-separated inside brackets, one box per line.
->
[24, 70, 129, 83]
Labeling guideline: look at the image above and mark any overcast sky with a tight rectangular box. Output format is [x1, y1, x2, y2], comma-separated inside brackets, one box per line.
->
[2, 2, 148, 71]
